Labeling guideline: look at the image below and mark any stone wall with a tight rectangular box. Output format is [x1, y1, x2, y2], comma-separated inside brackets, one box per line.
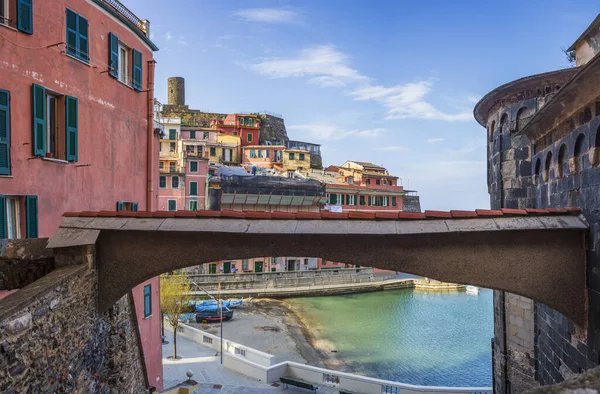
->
[0, 264, 148, 393]
[260, 114, 289, 143]
[486, 82, 600, 391]
[402, 195, 421, 212]
[0, 238, 53, 290]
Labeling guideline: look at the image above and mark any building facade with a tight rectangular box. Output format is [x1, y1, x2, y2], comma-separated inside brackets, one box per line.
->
[211, 113, 260, 147]
[475, 15, 600, 393]
[0, 0, 162, 389]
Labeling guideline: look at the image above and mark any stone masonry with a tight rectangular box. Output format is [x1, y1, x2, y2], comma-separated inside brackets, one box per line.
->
[0, 256, 148, 393]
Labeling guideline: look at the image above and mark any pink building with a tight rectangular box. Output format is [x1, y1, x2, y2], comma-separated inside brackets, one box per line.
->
[0, 0, 162, 389]
[241, 145, 285, 168]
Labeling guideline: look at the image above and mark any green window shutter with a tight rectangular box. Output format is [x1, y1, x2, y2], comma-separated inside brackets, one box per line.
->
[168, 200, 176, 211]
[66, 9, 78, 58]
[159, 176, 166, 188]
[65, 96, 78, 162]
[190, 130, 196, 138]
[169, 129, 176, 140]
[17, 0, 33, 34]
[392, 196, 397, 206]
[0, 195, 6, 239]
[26, 195, 38, 238]
[0, 90, 10, 176]
[32, 84, 46, 156]
[78, 15, 89, 62]
[341, 195, 345, 205]
[190, 161, 198, 172]
[299, 153, 305, 160]
[190, 182, 198, 196]
[330, 194, 336, 204]
[109, 32, 119, 78]
[132, 202, 138, 212]
[210, 147, 216, 156]
[116, 201, 124, 211]
[360, 195, 365, 206]
[289, 153, 294, 160]
[247, 133, 253, 143]
[132, 49, 143, 91]
[265, 149, 269, 158]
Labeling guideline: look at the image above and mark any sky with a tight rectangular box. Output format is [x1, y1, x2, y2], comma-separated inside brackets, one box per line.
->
[126, 0, 598, 210]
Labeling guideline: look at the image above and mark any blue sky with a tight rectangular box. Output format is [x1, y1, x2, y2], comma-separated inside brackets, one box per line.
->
[127, 0, 597, 210]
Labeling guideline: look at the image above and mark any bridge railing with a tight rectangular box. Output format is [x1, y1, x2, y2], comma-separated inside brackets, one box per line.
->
[181, 267, 374, 283]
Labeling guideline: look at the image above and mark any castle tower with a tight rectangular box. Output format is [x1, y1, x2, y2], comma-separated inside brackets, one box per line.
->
[168, 77, 185, 106]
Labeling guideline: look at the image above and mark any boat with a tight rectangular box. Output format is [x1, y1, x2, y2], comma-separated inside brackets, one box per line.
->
[195, 309, 234, 323]
[466, 285, 480, 294]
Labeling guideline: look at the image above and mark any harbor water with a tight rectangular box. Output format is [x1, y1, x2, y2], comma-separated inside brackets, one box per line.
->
[291, 288, 494, 387]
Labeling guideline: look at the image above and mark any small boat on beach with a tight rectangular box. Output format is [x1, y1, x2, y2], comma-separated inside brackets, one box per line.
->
[195, 309, 234, 323]
[466, 285, 480, 295]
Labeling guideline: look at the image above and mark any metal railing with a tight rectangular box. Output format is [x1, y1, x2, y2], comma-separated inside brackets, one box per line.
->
[99, 0, 146, 33]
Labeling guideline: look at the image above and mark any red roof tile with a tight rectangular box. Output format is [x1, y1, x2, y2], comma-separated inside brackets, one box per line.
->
[501, 208, 528, 216]
[153, 211, 175, 218]
[398, 212, 427, 220]
[525, 208, 550, 215]
[348, 211, 376, 220]
[174, 210, 198, 217]
[116, 211, 137, 217]
[196, 211, 222, 218]
[295, 212, 321, 220]
[451, 210, 479, 218]
[375, 212, 400, 220]
[134, 211, 154, 218]
[245, 211, 272, 219]
[475, 209, 504, 217]
[321, 211, 349, 220]
[271, 212, 296, 219]
[220, 210, 246, 218]
[425, 210, 452, 219]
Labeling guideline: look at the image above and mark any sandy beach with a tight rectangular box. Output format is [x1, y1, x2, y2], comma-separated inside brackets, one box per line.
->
[188, 298, 351, 372]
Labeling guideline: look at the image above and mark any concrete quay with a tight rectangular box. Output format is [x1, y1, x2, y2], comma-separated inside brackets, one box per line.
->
[188, 278, 466, 299]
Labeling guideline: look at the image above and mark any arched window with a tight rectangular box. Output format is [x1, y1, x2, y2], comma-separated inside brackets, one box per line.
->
[594, 126, 600, 167]
[489, 120, 496, 142]
[573, 134, 586, 173]
[516, 107, 531, 132]
[544, 152, 552, 182]
[500, 113, 508, 132]
[558, 144, 567, 178]
[534, 157, 542, 185]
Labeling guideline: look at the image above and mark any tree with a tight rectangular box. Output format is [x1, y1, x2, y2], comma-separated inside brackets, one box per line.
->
[160, 274, 191, 360]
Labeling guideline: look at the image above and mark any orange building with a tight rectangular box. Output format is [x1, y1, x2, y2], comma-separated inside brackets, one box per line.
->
[210, 113, 260, 147]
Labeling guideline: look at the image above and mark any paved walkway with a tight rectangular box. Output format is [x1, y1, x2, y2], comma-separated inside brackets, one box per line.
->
[162, 328, 339, 393]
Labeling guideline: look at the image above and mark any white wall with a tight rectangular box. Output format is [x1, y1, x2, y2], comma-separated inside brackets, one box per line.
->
[174, 323, 492, 394]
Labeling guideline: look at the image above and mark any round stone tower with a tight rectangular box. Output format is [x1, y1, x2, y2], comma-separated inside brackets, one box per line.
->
[168, 77, 185, 106]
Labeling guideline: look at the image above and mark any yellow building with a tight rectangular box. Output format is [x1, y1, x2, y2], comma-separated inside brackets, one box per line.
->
[206, 134, 241, 164]
[159, 117, 184, 173]
[282, 148, 310, 171]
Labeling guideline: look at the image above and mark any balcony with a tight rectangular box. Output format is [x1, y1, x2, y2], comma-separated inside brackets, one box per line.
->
[159, 151, 181, 159]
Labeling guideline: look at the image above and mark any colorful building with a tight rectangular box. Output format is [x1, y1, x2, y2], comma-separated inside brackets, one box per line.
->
[211, 113, 260, 147]
[282, 148, 311, 171]
[206, 134, 241, 164]
[0, 0, 162, 389]
[241, 145, 285, 169]
[286, 140, 322, 169]
[158, 117, 185, 211]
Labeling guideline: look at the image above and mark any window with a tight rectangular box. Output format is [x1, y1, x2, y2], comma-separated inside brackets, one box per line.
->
[347, 195, 355, 205]
[210, 147, 216, 156]
[190, 182, 198, 196]
[168, 200, 176, 211]
[143, 285, 152, 318]
[203, 131, 209, 140]
[189, 200, 198, 211]
[534, 158, 541, 185]
[360, 195, 365, 206]
[370, 196, 376, 206]
[233, 131, 238, 136]
[159, 161, 164, 170]
[190, 161, 198, 172]
[247, 133, 253, 143]
[116, 201, 138, 212]
[242, 259, 249, 270]
[172, 176, 179, 188]
[0, 195, 37, 239]
[159, 175, 166, 188]
[0, 89, 10, 175]
[347, 177, 353, 184]
[366, 178, 371, 185]
[265, 149, 269, 158]
[299, 153, 305, 161]
[544, 152, 552, 182]
[170, 142, 176, 152]
[238, 117, 244, 125]
[304, 259, 308, 265]
[289, 152, 295, 160]
[574, 134, 586, 174]
[32, 84, 78, 161]
[66, 8, 89, 63]
[190, 130, 196, 139]
[117, 42, 129, 84]
[250, 150, 256, 158]
[258, 150, 263, 158]
[169, 162, 176, 172]
[169, 129, 177, 140]
[392, 196, 397, 206]
[382, 196, 389, 207]
[376, 179, 381, 185]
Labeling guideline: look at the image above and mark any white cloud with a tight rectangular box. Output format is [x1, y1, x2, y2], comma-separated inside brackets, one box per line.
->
[251, 45, 472, 122]
[234, 8, 299, 24]
[165, 32, 173, 41]
[378, 146, 408, 152]
[424, 138, 445, 143]
[287, 124, 386, 141]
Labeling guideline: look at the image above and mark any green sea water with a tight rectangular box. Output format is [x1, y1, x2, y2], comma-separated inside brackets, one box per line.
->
[291, 288, 493, 387]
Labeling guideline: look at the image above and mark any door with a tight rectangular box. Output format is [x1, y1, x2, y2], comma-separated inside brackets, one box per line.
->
[209, 264, 217, 274]
[254, 261, 263, 273]
[223, 262, 231, 274]
[224, 149, 232, 162]
[287, 260, 296, 271]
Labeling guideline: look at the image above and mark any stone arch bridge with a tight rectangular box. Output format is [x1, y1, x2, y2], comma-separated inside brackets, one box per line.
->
[48, 207, 588, 326]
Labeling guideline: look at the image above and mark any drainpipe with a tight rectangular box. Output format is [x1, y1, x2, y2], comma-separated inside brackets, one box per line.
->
[147, 60, 157, 211]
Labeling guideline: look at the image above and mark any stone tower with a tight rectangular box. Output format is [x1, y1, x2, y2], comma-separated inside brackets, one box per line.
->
[168, 77, 185, 106]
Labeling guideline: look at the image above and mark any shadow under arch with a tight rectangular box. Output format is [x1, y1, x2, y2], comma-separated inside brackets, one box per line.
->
[48, 213, 589, 327]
